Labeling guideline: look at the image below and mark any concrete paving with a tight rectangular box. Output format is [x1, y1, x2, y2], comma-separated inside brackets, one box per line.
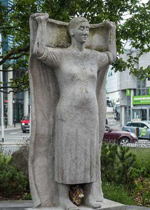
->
[0, 201, 150, 210]
[126, 205, 150, 210]
[0, 123, 21, 131]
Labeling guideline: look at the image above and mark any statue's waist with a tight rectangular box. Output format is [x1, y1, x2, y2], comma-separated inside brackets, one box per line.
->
[57, 94, 98, 111]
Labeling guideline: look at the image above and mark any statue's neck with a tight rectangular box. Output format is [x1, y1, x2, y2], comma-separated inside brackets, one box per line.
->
[71, 39, 86, 53]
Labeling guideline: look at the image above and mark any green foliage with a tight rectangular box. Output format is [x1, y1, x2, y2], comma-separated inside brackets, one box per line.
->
[101, 143, 150, 206]
[133, 177, 150, 207]
[9, 72, 29, 94]
[0, 153, 27, 196]
[102, 181, 137, 205]
[130, 148, 150, 175]
[23, 192, 32, 200]
[101, 143, 136, 185]
[101, 143, 118, 182]
[0, 0, 150, 92]
[116, 146, 136, 184]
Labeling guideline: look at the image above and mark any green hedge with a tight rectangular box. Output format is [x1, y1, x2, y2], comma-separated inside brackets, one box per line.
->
[101, 143, 150, 207]
[0, 153, 27, 197]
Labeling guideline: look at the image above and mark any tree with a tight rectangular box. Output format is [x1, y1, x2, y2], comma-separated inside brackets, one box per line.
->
[0, 0, 150, 93]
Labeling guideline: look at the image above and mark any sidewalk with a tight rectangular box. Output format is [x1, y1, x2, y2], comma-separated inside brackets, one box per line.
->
[107, 116, 122, 130]
[127, 206, 150, 210]
[0, 123, 21, 131]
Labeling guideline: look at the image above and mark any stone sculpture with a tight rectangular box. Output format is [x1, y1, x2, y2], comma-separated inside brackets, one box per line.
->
[29, 13, 116, 209]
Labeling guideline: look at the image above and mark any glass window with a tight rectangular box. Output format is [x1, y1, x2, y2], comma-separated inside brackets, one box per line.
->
[131, 123, 140, 127]
[140, 123, 148, 128]
[126, 123, 131, 126]
[140, 123, 145, 128]
[23, 115, 29, 120]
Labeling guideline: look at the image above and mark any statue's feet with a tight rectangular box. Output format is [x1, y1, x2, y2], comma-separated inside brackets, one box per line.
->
[95, 196, 103, 203]
[58, 184, 79, 210]
[83, 183, 102, 209]
[84, 196, 101, 209]
[59, 198, 79, 210]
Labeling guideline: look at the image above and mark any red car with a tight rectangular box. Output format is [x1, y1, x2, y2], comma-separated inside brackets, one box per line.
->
[103, 126, 138, 145]
[20, 115, 30, 133]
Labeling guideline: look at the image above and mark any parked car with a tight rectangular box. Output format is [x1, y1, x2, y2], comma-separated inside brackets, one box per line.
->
[20, 115, 30, 133]
[103, 126, 138, 145]
[122, 121, 150, 140]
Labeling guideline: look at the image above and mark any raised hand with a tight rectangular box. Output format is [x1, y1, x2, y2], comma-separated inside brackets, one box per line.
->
[103, 20, 115, 29]
[31, 13, 49, 24]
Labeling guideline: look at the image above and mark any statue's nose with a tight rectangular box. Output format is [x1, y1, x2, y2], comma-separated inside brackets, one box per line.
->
[83, 29, 88, 34]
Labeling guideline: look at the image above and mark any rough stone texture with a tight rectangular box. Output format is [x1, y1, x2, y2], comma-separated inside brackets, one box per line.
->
[29, 14, 116, 209]
[12, 145, 29, 177]
[25, 199, 126, 210]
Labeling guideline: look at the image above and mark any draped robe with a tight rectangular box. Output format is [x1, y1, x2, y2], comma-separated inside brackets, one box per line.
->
[37, 47, 113, 184]
[29, 15, 116, 207]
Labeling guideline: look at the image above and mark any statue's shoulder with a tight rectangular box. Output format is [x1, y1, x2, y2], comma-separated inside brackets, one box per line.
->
[47, 47, 70, 56]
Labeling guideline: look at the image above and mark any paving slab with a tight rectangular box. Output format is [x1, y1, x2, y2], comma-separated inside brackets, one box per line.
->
[0, 199, 126, 210]
[26, 199, 126, 210]
[126, 205, 150, 210]
[0, 200, 33, 209]
[0, 200, 149, 210]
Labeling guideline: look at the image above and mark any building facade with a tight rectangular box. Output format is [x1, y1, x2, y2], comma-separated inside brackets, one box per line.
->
[106, 50, 150, 126]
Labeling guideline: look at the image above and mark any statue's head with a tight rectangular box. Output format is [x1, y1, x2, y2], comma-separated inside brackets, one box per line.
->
[68, 17, 89, 43]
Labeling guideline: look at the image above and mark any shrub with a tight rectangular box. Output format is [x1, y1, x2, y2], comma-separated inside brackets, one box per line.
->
[101, 143, 137, 185]
[133, 177, 150, 207]
[23, 192, 32, 200]
[101, 143, 150, 207]
[0, 154, 27, 196]
[101, 143, 118, 182]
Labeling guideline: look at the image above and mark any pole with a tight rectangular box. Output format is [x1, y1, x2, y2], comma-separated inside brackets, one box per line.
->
[30, 105, 31, 138]
[0, 34, 4, 142]
[1, 83, 4, 142]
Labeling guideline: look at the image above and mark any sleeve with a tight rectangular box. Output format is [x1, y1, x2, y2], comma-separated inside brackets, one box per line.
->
[98, 51, 113, 69]
[37, 47, 61, 68]
[105, 51, 114, 64]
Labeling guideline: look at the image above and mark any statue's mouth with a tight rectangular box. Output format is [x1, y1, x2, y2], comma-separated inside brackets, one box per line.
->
[82, 35, 88, 40]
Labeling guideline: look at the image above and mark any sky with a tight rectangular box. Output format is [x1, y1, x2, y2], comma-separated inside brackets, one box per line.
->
[141, 0, 148, 2]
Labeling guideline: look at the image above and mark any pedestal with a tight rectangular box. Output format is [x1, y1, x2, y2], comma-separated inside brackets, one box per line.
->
[26, 199, 126, 210]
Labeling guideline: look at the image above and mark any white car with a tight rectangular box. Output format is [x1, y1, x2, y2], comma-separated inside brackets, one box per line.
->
[122, 121, 150, 139]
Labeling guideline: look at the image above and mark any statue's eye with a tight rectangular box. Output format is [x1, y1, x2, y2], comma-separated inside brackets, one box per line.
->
[79, 27, 84, 31]
[86, 27, 89, 32]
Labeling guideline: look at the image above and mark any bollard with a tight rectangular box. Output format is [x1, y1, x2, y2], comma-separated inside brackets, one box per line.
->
[135, 127, 139, 137]
[14, 119, 16, 127]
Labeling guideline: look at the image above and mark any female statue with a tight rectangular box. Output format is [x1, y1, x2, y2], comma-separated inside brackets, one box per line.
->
[29, 13, 116, 209]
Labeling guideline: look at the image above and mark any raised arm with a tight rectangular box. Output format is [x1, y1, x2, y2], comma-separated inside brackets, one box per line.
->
[102, 21, 117, 63]
[32, 13, 49, 57]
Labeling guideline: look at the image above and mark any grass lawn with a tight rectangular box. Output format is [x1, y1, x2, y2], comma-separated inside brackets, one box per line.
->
[129, 148, 150, 171]
[102, 181, 137, 205]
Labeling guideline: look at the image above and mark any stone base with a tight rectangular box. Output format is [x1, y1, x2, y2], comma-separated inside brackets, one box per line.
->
[26, 199, 126, 210]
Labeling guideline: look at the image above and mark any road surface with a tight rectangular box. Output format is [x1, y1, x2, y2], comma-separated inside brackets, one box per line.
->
[0, 128, 30, 154]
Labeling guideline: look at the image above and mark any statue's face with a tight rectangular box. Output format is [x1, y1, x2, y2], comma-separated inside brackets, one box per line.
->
[73, 21, 89, 43]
